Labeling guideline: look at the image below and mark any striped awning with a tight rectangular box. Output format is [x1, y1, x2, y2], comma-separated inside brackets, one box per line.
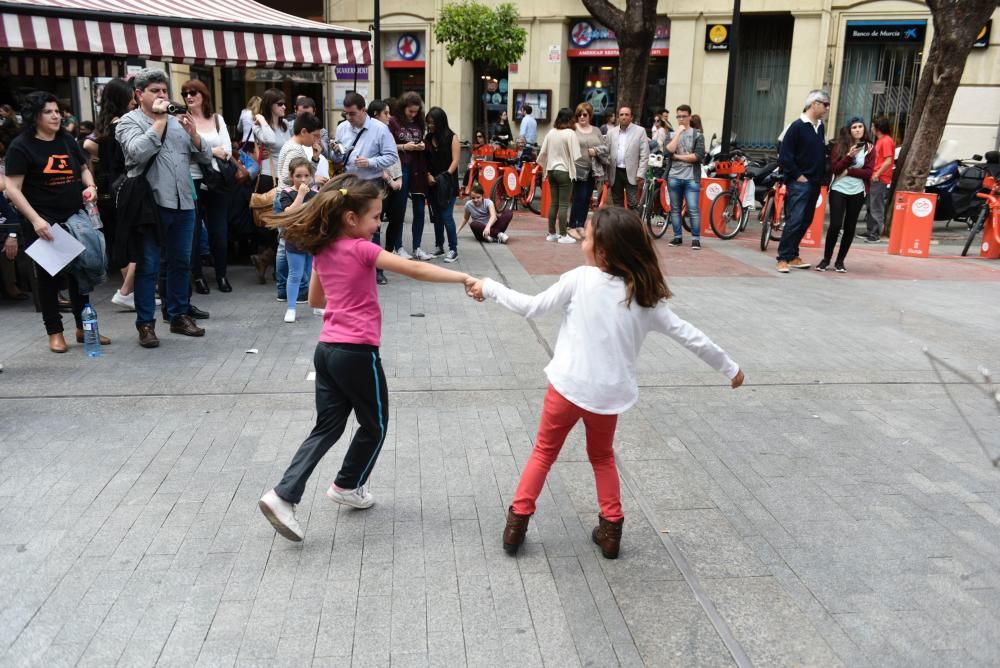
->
[7, 50, 123, 76]
[0, 0, 371, 68]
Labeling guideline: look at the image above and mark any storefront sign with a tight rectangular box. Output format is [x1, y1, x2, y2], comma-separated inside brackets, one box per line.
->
[845, 21, 925, 44]
[567, 19, 669, 58]
[705, 24, 730, 51]
[974, 20, 991, 49]
[334, 65, 369, 78]
[396, 34, 420, 60]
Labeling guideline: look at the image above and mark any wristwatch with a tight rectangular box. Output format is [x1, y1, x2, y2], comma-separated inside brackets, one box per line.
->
[6, 232, 16, 241]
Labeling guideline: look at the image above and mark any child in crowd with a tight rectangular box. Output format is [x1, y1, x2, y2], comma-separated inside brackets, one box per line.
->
[467, 207, 744, 559]
[459, 183, 513, 243]
[259, 173, 474, 542]
[274, 157, 318, 322]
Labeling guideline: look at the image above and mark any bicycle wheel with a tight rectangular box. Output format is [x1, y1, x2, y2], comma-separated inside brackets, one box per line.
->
[739, 205, 752, 232]
[759, 196, 774, 251]
[489, 180, 515, 212]
[643, 186, 670, 239]
[709, 191, 743, 239]
[962, 207, 987, 256]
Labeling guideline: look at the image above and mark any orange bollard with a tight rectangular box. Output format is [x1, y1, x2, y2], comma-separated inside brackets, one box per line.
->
[890, 192, 936, 257]
[980, 212, 1000, 259]
[699, 178, 729, 238]
[799, 186, 828, 248]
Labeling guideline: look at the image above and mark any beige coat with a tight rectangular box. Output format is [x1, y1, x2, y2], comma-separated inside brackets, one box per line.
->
[606, 123, 650, 186]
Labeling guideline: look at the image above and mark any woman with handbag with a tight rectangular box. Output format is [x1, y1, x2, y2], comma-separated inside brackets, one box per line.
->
[250, 89, 292, 283]
[4, 91, 111, 353]
[182, 80, 233, 294]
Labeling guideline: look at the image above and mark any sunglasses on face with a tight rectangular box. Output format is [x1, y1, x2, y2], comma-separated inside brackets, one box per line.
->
[181, 91, 199, 97]
[276, 101, 287, 107]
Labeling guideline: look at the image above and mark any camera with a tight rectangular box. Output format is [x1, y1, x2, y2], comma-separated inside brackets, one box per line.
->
[165, 102, 188, 115]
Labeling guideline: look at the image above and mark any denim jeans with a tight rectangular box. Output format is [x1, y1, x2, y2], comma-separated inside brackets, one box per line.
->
[427, 192, 458, 252]
[777, 180, 820, 262]
[401, 164, 426, 250]
[192, 187, 229, 279]
[667, 177, 701, 239]
[568, 176, 594, 229]
[285, 248, 309, 305]
[276, 238, 310, 301]
[136, 206, 195, 327]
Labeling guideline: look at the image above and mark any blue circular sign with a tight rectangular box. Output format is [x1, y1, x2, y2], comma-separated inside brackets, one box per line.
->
[396, 34, 420, 60]
[570, 21, 594, 48]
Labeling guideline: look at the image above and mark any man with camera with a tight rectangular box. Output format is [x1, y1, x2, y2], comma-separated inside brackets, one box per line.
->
[117, 69, 213, 348]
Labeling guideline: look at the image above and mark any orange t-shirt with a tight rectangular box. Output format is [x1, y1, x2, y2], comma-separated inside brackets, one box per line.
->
[875, 135, 895, 185]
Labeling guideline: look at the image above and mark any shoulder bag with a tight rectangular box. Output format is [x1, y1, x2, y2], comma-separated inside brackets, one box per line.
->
[249, 155, 278, 227]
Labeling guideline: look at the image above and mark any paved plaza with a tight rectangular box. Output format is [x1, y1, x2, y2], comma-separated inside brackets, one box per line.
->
[2, 213, 1000, 667]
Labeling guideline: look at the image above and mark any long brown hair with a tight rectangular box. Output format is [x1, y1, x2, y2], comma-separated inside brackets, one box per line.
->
[181, 79, 213, 119]
[590, 207, 672, 307]
[263, 173, 382, 254]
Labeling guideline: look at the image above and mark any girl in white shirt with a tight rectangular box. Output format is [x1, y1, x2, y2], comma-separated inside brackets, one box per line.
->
[467, 207, 744, 559]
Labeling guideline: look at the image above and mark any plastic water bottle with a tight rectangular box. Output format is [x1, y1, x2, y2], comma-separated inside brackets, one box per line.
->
[84, 201, 103, 229]
[81, 304, 101, 358]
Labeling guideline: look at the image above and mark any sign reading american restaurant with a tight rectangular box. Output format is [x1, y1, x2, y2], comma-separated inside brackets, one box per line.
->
[567, 19, 670, 57]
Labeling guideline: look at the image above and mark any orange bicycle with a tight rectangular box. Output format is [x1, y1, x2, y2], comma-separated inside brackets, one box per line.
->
[708, 151, 753, 239]
[489, 143, 542, 213]
[461, 143, 503, 198]
[758, 174, 787, 251]
[968, 174, 1000, 256]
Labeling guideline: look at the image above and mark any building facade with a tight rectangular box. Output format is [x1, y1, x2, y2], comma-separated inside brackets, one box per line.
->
[329, 0, 999, 158]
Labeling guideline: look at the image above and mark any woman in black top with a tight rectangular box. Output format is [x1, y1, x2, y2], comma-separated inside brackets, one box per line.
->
[5, 91, 109, 352]
[84, 78, 137, 311]
[425, 107, 461, 262]
[490, 110, 513, 147]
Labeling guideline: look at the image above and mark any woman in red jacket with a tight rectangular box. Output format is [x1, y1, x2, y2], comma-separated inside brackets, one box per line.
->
[818, 117, 874, 272]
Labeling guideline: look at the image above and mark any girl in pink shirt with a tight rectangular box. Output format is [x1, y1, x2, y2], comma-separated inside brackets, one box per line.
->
[259, 173, 473, 542]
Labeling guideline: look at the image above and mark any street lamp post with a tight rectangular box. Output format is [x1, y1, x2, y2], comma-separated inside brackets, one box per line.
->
[720, 0, 741, 154]
[373, 0, 381, 99]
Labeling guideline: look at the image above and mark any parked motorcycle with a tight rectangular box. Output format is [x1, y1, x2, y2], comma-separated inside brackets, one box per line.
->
[925, 151, 1000, 227]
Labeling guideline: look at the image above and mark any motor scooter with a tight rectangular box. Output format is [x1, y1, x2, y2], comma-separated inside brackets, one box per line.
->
[925, 150, 1000, 226]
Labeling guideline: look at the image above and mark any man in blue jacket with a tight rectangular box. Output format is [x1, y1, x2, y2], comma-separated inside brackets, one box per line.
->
[776, 89, 830, 273]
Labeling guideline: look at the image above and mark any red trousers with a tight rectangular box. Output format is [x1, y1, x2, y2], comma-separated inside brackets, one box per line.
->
[512, 385, 623, 521]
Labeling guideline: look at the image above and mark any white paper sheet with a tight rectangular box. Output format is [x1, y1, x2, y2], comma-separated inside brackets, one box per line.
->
[24, 224, 84, 277]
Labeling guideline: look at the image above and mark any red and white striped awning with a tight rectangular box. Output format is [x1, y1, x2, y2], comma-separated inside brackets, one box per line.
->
[0, 0, 371, 68]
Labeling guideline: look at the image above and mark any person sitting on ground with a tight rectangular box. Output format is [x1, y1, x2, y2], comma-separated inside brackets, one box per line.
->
[459, 183, 512, 243]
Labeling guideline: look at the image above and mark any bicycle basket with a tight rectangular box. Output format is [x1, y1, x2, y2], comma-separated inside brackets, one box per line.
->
[648, 154, 664, 168]
[472, 145, 495, 159]
[715, 160, 746, 176]
[493, 147, 519, 161]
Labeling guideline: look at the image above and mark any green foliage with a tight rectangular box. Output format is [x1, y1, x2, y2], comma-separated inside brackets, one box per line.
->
[434, 1, 527, 70]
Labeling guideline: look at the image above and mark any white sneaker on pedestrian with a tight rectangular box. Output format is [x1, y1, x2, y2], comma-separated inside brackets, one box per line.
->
[326, 483, 375, 509]
[413, 248, 434, 261]
[557, 235, 577, 244]
[284, 309, 296, 323]
[545, 233, 559, 242]
[443, 250, 458, 263]
[111, 289, 135, 311]
[258, 489, 303, 541]
[497, 232, 509, 244]
[312, 308, 324, 316]
[394, 248, 413, 260]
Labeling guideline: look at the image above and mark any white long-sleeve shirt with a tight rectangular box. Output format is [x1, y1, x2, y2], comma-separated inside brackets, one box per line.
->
[483, 267, 739, 414]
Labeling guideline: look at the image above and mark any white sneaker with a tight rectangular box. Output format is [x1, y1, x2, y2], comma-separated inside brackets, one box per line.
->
[394, 248, 413, 260]
[497, 232, 509, 244]
[111, 289, 135, 311]
[154, 296, 162, 307]
[284, 309, 296, 323]
[413, 248, 434, 261]
[258, 489, 303, 541]
[312, 308, 324, 316]
[326, 484, 375, 509]
[557, 235, 577, 244]
[545, 233, 559, 242]
[431, 247, 446, 258]
[443, 250, 458, 263]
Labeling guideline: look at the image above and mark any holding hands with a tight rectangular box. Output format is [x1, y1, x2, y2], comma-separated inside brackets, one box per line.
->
[464, 276, 485, 301]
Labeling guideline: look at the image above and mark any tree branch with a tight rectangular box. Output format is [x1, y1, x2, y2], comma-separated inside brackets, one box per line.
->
[580, 0, 624, 33]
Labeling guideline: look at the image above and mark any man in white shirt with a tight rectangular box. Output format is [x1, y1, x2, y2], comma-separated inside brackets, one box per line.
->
[519, 105, 537, 144]
[605, 106, 649, 208]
